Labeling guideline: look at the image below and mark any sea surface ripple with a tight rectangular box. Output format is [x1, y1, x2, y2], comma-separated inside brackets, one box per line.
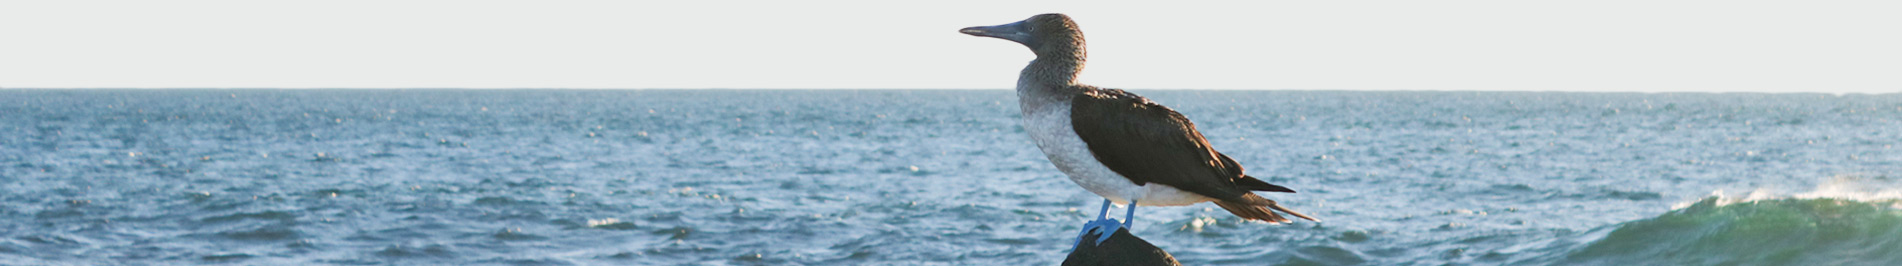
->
[1, 89, 1898, 265]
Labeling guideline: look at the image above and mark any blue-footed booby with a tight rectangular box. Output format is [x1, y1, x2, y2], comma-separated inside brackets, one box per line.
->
[960, 14, 1318, 245]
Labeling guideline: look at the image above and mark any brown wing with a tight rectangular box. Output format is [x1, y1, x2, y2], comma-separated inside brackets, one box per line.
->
[1069, 87, 1255, 202]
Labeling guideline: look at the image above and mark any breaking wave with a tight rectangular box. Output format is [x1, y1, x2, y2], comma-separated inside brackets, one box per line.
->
[1560, 176, 1902, 266]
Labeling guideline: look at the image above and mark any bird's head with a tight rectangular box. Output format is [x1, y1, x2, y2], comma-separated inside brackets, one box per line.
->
[960, 13, 1085, 54]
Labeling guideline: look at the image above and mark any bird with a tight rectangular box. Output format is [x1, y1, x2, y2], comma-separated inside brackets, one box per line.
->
[960, 13, 1318, 246]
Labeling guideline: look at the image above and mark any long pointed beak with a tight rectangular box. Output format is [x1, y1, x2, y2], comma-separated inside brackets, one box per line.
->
[958, 26, 992, 36]
[960, 20, 1032, 44]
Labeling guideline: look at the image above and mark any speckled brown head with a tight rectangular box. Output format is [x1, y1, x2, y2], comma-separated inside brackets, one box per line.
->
[961, 13, 1088, 83]
[961, 14, 1085, 51]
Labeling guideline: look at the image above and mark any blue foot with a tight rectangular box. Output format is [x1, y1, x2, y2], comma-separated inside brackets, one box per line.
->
[1077, 217, 1124, 246]
[1072, 199, 1128, 249]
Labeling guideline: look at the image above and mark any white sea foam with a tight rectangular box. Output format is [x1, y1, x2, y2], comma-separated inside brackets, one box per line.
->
[1678, 174, 1902, 209]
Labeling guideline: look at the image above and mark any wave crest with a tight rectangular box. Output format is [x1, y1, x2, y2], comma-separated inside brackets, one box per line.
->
[1562, 196, 1902, 265]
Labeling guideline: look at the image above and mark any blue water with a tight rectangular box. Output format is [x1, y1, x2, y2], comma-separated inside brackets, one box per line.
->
[2, 89, 1899, 265]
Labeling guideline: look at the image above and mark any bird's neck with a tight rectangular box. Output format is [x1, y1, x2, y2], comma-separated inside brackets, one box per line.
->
[1018, 39, 1087, 98]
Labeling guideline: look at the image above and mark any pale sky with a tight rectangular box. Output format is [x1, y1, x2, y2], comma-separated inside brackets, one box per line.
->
[3, 1, 1899, 92]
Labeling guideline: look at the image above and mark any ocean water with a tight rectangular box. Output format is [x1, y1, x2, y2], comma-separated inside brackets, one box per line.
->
[2, 89, 1899, 265]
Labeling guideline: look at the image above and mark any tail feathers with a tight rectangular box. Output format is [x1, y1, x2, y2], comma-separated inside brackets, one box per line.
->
[1264, 201, 1319, 222]
[1214, 200, 1290, 224]
[1236, 175, 1296, 193]
[1214, 194, 1320, 223]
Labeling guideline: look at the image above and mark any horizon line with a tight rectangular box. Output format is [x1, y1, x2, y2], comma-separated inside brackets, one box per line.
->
[2, 87, 1893, 95]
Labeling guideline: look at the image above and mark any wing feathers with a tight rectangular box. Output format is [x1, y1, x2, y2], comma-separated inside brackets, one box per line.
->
[1069, 88, 1254, 200]
[1069, 87, 1316, 222]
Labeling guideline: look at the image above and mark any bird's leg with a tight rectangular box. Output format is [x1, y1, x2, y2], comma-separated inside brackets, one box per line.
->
[1095, 198, 1112, 221]
[1074, 199, 1125, 248]
[1123, 199, 1137, 229]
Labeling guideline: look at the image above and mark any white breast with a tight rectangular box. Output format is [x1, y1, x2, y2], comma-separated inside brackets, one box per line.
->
[1018, 92, 1213, 206]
